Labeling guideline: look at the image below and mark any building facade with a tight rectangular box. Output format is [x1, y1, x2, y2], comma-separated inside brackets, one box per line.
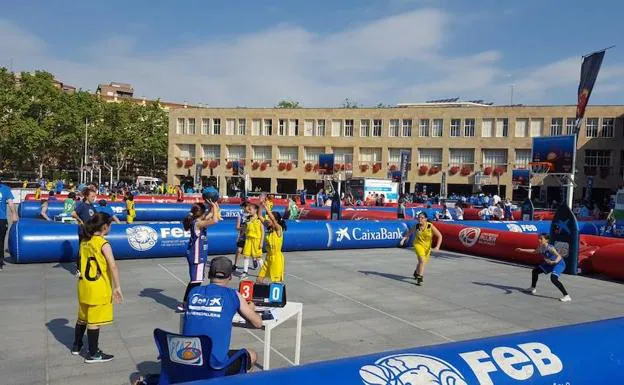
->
[167, 103, 624, 203]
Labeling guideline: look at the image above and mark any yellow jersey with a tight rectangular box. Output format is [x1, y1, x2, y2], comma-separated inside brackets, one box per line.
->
[259, 229, 285, 282]
[413, 222, 433, 258]
[264, 200, 274, 219]
[34, 188, 41, 200]
[246, 218, 262, 240]
[78, 235, 112, 305]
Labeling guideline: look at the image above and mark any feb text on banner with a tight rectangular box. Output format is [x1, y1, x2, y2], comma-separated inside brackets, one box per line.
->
[575, 50, 605, 134]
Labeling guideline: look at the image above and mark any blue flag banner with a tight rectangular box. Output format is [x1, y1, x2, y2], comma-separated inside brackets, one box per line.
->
[550, 204, 580, 275]
[575, 50, 605, 133]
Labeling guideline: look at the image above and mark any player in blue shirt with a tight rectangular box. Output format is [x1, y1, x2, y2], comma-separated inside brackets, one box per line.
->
[95, 200, 121, 224]
[516, 233, 571, 302]
[178, 202, 219, 312]
[72, 189, 98, 225]
[183, 257, 262, 374]
[0, 180, 18, 270]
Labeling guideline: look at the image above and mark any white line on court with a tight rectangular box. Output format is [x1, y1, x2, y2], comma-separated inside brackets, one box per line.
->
[287, 273, 454, 342]
[157, 263, 295, 366]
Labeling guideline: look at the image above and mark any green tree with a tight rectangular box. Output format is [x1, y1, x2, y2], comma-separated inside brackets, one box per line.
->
[276, 100, 301, 108]
[133, 100, 169, 176]
[341, 98, 359, 108]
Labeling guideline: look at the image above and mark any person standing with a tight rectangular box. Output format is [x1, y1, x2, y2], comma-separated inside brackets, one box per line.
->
[241, 204, 264, 279]
[257, 205, 286, 283]
[454, 202, 464, 220]
[397, 195, 406, 219]
[516, 234, 571, 302]
[72, 213, 123, 362]
[233, 201, 249, 273]
[73, 189, 98, 225]
[503, 198, 514, 220]
[124, 192, 136, 224]
[178, 202, 219, 312]
[0, 180, 18, 269]
[95, 200, 121, 224]
[400, 213, 443, 286]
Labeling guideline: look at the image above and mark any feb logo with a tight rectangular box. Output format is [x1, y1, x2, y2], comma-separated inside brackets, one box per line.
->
[126, 225, 158, 251]
[506, 223, 523, 233]
[458, 227, 480, 248]
[360, 354, 467, 385]
[167, 336, 203, 366]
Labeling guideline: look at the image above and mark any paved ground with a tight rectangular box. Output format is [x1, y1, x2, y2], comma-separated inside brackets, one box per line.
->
[1, 246, 623, 385]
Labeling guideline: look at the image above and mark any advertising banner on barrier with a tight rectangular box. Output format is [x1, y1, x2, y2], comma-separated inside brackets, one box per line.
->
[364, 179, 399, 203]
[194, 317, 624, 385]
[531, 135, 575, 174]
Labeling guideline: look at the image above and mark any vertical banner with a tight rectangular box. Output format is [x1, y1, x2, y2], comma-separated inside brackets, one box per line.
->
[584, 176, 594, 202]
[550, 204, 580, 275]
[194, 163, 202, 187]
[399, 150, 410, 182]
[440, 172, 447, 198]
[575, 50, 606, 134]
[344, 154, 353, 180]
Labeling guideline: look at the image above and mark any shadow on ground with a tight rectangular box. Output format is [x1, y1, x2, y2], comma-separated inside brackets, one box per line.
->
[46, 318, 74, 351]
[472, 281, 557, 299]
[139, 288, 180, 311]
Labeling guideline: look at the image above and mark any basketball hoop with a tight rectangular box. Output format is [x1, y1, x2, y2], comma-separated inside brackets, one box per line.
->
[529, 161, 553, 186]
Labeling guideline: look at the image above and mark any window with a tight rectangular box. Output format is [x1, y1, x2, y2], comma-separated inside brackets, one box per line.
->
[584, 149, 611, 167]
[359, 147, 381, 162]
[515, 118, 528, 137]
[450, 119, 461, 137]
[566, 118, 576, 135]
[316, 119, 326, 136]
[344, 119, 354, 137]
[201, 118, 209, 135]
[278, 119, 286, 136]
[432, 119, 443, 137]
[515, 149, 532, 168]
[251, 119, 261, 136]
[288, 119, 298, 136]
[331, 120, 342, 137]
[601, 118, 615, 137]
[278, 146, 298, 164]
[176, 118, 184, 134]
[262, 119, 272, 136]
[304, 147, 323, 163]
[360, 119, 370, 137]
[201, 145, 220, 160]
[481, 119, 493, 138]
[418, 148, 442, 166]
[530, 118, 543, 137]
[252, 146, 272, 162]
[225, 119, 235, 135]
[550, 118, 563, 136]
[402, 119, 412, 137]
[464, 119, 475, 137]
[186, 118, 196, 135]
[237, 119, 246, 135]
[373, 120, 382, 137]
[419, 119, 430, 137]
[449, 149, 475, 166]
[304, 119, 314, 136]
[226, 145, 245, 161]
[389, 119, 400, 137]
[332, 147, 353, 163]
[388, 148, 411, 163]
[177, 144, 195, 159]
[495, 118, 508, 137]
[212, 118, 221, 135]
[585, 118, 599, 137]
[482, 149, 508, 167]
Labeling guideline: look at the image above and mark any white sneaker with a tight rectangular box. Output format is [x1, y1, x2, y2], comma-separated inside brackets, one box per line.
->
[559, 295, 571, 302]
[525, 287, 536, 295]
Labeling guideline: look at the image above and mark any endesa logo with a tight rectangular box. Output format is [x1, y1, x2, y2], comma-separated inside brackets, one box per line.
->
[458, 227, 498, 248]
[360, 342, 563, 385]
[335, 227, 403, 242]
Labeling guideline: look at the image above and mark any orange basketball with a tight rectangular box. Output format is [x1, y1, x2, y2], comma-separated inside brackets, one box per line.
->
[547, 152, 557, 161]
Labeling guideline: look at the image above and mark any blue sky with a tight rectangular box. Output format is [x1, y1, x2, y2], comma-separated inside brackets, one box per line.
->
[1, 0, 623, 107]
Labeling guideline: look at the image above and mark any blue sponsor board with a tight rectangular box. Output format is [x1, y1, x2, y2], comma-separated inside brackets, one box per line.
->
[319, 153, 335, 175]
[531, 135, 575, 174]
[182, 317, 624, 385]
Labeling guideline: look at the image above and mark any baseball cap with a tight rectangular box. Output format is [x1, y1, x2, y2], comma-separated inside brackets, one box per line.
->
[209, 257, 233, 279]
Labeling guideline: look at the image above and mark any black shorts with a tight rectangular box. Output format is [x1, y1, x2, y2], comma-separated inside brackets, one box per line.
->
[236, 239, 245, 249]
[226, 349, 252, 375]
[397, 213, 405, 219]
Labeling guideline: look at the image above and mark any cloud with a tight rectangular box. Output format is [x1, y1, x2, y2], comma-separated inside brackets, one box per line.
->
[0, 11, 622, 107]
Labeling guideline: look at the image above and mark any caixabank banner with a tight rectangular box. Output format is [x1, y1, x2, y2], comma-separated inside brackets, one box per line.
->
[185, 317, 624, 384]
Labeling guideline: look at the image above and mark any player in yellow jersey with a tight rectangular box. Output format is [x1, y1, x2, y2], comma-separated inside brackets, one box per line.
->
[124, 192, 136, 223]
[72, 213, 123, 363]
[257, 203, 286, 283]
[34, 186, 41, 200]
[241, 203, 264, 279]
[400, 212, 443, 286]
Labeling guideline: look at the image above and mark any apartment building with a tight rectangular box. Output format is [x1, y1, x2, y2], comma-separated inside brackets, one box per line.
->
[167, 102, 624, 203]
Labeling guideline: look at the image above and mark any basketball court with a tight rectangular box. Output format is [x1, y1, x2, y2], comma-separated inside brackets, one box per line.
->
[2, 246, 623, 385]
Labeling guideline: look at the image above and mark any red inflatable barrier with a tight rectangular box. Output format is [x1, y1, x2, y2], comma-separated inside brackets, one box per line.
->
[342, 210, 410, 221]
[591, 244, 624, 280]
[298, 208, 331, 220]
[461, 208, 553, 221]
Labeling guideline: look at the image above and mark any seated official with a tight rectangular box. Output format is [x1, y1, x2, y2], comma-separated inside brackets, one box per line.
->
[183, 257, 262, 375]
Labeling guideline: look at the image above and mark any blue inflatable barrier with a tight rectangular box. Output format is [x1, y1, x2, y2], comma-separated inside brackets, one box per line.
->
[18, 202, 262, 222]
[456, 220, 606, 236]
[8, 220, 411, 263]
[181, 317, 624, 385]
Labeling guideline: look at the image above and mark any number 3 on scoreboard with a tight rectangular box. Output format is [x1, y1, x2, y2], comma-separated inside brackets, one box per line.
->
[269, 283, 284, 303]
[239, 281, 254, 301]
